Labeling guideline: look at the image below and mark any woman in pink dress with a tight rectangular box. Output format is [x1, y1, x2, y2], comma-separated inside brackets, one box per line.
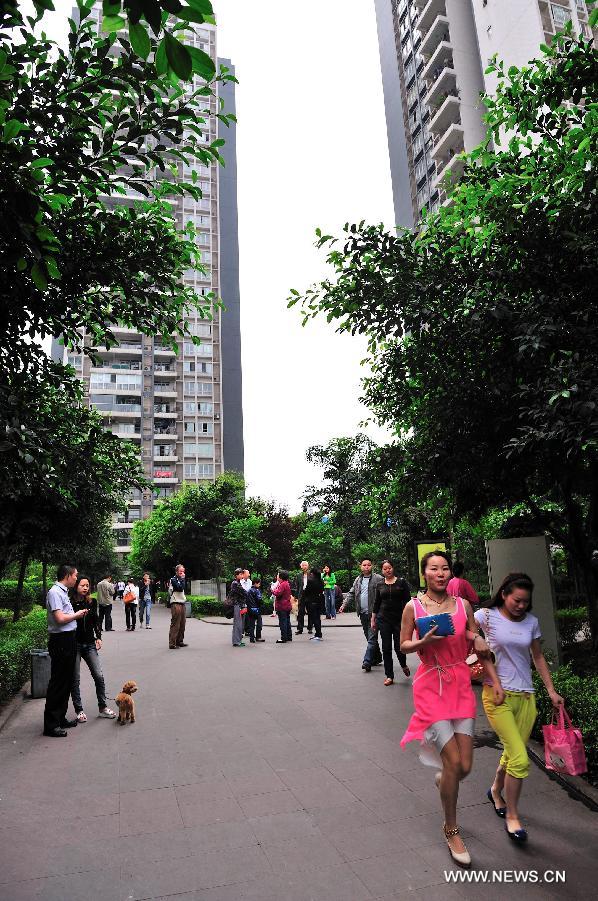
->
[400, 552, 500, 867]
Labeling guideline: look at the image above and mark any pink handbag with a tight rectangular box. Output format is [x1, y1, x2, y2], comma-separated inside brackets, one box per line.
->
[542, 706, 587, 776]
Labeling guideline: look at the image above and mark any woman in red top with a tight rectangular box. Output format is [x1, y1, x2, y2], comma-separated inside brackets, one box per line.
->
[272, 570, 293, 643]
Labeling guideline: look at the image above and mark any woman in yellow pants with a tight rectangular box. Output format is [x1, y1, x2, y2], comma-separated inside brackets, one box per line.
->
[475, 573, 563, 843]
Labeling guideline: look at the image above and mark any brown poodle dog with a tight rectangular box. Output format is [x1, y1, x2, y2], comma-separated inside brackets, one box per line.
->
[115, 680, 138, 725]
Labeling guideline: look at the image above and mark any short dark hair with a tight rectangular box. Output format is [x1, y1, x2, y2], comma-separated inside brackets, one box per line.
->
[420, 550, 452, 576]
[452, 562, 465, 577]
[252, 577, 261, 585]
[489, 573, 534, 610]
[381, 559, 395, 570]
[278, 569, 289, 581]
[360, 559, 372, 565]
[57, 564, 77, 581]
[234, 567, 244, 576]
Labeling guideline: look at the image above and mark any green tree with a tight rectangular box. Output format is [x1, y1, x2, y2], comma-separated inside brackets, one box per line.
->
[290, 32, 598, 648]
[293, 516, 344, 570]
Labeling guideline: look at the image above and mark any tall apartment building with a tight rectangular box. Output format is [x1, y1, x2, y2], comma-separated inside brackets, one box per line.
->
[375, 0, 595, 228]
[65, 8, 243, 557]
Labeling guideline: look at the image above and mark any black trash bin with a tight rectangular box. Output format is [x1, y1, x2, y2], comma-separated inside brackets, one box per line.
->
[30, 649, 51, 699]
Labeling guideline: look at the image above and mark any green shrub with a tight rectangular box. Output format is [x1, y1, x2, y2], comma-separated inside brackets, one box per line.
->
[0, 608, 14, 629]
[0, 580, 43, 615]
[532, 664, 598, 786]
[556, 606, 590, 645]
[0, 606, 48, 702]
[187, 595, 275, 617]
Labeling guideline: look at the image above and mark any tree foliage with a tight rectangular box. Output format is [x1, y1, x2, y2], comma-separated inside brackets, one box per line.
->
[290, 33, 598, 645]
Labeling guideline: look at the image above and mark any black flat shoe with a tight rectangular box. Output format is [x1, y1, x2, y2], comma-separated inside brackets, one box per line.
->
[505, 822, 528, 843]
[362, 664, 371, 672]
[487, 788, 507, 818]
[276, 639, 287, 643]
[43, 727, 68, 737]
[60, 719, 77, 729]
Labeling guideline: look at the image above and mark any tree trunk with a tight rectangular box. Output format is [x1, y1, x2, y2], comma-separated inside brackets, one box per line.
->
[42, 558, 48, 597]
[13, 554, 29, 623]
[561, 485, 598, 654]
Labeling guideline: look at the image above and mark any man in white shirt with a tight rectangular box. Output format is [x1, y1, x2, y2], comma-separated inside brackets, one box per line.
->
[43, 564, 88, 737]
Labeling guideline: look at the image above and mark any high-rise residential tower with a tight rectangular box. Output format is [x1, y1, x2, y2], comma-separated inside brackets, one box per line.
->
[375, 0, 595, 228]
[64, 8, 243, 557]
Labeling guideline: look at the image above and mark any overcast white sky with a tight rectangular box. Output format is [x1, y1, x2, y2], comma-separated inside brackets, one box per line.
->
[45, 1, 395, 512]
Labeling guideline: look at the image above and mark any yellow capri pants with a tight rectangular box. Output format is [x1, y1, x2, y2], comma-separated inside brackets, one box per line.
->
[482, 686, 537, 779]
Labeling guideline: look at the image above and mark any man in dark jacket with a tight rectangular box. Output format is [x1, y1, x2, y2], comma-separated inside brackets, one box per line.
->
[339, 560, 383, 670]
[294, 560, 312, 635]
[230, 567, 248, 647]
[168, 564, 188, 649]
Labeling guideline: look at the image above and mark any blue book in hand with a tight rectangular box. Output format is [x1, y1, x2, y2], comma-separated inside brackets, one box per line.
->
[416, 612, 455, 639]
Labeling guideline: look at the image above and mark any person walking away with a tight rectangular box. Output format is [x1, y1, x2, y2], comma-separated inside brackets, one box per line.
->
[475, 573, 564, 843]
[139, 573, 156, 629]
[96, 574, 115, 632]
[294, 561, 312, 635]
[43, 565, 88, 737]
[372, 560, 412, 685]
[247, 578, 265, 643]
[447, 563, 479, 608]
[168, 564, 188, 649]
[339, 559, 383, 670]
[399, 551, 496, 867]
[272, 570, 293, 643]
[69, 575, 116, 722]
[230, 568, 248, 647]
[304, 568, 325, 641]
[115, 579, 125, 603]
[322, 564, 337, 619]
[123, 578, 139, 631]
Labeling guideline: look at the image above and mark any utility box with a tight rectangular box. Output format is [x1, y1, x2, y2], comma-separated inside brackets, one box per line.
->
[30, 649, 51, 698]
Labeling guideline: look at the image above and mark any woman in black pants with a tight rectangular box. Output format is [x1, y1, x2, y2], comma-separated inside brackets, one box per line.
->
[372, 560, 411, 684]
[304, 568, 325, 641]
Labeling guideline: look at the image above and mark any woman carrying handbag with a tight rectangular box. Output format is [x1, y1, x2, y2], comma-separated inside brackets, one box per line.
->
[475, 572, 564, 844]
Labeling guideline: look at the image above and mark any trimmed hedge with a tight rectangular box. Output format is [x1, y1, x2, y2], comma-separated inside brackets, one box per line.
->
[532, 664, 598, 786]
[187, 596, 275, 617]
[0, 579, 42, 615]
[556, 606, 591, 645]
[0, 606, 48, 703]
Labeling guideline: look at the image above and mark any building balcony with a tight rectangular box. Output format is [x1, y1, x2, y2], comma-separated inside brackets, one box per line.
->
[153, 364, 176, 374]
[431, 122, 465, 164]
[429, 94, 461, 139]
[111, 428, 141, 440]
[112, 520, 137, 529]
[154, 387, 177, 398]
[153, 475, 178, 484]
[417, 0, 447, 34]
[111, 326, 140, 336]
[422, 41, 453, 86]
[153, 407, 177, 418]
[426, 65, 457, 108]
[154, 430, 177, 439]
[154, 345, 177, 357]
[154, 454, 178, 463]
[94, 406, 142, 417]
[89, 386, 142, 396]
[420, 15, 449, 58]
[434, 150, 466, 189]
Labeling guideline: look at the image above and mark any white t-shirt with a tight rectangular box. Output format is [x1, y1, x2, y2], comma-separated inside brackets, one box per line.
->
[475, 607, 541, 692]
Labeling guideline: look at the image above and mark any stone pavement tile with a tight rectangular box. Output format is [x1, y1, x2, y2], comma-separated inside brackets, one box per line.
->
[347, 847, 443, 896]
[322, 754, 387, 783]
[374, 886, 463, 901]
[118, 756, 175, 793]
[247, 809, 321, 843]
[290, 779, 360, 809]
[183, 820, 258, 855]
[224, 769, 287, 798]
[277, 765, 343, 791]
[0, 864, 122, 901]
[237, 789, 302, 818]
[119, 786, 183, 836]
[263, 833, 345, 873]
[121, 845, 271, 900]
[177, 795, 246, 829]
[306, 799, 383, 833]
[239, 865, 374, 901]
[175, 777, 234, 803]
[151, 886, 255, 901]
[331, 820, 435, 863]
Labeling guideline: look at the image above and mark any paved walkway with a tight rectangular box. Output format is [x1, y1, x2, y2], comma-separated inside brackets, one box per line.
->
[0, 605, 596, 901]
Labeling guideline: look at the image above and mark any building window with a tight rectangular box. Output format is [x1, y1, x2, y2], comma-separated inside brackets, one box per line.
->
[551, 3, 572, 28]
[184, 463, 214, 479]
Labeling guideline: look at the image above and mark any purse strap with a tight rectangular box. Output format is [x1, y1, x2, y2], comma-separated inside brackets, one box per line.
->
[552, 706, 572, 730]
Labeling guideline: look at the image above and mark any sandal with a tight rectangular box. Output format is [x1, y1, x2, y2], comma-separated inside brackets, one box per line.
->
[384, 677, 394, 686]
[76, 711, 87, 723]
[443, 824, 471, 867]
